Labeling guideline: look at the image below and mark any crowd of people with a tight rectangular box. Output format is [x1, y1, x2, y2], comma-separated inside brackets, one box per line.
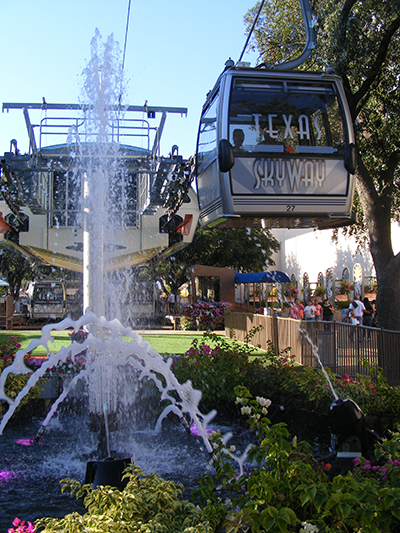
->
[289, 298, 335, 321]
[289, 295, 377, 329]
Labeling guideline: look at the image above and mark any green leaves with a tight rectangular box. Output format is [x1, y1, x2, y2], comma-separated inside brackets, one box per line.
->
[38, 466, 215, 533]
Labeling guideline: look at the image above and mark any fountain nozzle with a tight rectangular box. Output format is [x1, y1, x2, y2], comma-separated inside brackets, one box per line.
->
[33, 424, 46, 444]
[329, 398, 364, 436]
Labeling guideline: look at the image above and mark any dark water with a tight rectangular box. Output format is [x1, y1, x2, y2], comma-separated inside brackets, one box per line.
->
[0, 413, 241, 532]
[0, 407, 331, 533]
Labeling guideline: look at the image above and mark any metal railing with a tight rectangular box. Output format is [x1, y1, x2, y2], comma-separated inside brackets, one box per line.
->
[225, 311, 400, 386]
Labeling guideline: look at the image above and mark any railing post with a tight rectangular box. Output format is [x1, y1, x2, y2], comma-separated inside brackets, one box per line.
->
[273, 315, 280, 356]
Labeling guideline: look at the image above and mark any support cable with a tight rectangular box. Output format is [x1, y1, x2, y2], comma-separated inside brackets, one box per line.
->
[119, 0, 132, 105]
[238, 0, 266, 64]
[122, 0, 132, 75]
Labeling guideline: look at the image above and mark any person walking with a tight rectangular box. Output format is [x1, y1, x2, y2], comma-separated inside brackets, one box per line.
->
[363, 297, 374, 340]
[289, 304, 300, 319]
[303, 300, 316, 321]
[348, 295, 365, 341]
[314, 300, 322, 321]
[295, 299, 304, 319]
[322, 299, 335, 322]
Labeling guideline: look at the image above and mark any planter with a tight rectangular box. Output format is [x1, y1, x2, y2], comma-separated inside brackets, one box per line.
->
[38, 377, 61, 399]
[335, 295, 350, 302]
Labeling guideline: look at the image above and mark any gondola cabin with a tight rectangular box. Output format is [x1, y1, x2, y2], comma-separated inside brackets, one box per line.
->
[196, 66, 356, 230]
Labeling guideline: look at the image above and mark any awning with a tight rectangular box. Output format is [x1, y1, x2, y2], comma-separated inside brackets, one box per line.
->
[235, 271, 290, 284]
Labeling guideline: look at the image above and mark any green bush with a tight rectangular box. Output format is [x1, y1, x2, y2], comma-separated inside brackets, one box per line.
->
[193, 386, 400, 533]
[170, 329, 271, 411]
[36, 388, 400, 532]
[171, 331, 400, 418]
[36, 465, 224, 533]
[0, 336, 42, 409]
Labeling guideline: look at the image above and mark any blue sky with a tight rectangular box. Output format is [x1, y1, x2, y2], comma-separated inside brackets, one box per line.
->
[0, 0, 258, 159]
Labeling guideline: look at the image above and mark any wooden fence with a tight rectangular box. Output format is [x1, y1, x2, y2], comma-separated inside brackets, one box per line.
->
[225, 311, 400, 386]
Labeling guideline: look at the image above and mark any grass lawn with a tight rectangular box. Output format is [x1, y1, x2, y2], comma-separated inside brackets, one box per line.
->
[0, 330, 268, 358]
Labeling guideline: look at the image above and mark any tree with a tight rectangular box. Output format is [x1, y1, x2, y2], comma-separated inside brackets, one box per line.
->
[145, 226, 280, 296]
[0, 245, 35, 299]
[245, 0, 400, 330]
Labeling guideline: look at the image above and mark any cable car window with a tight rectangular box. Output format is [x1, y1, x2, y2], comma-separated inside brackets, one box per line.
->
[52, 170, 82, 228]
[107, 171, 139, 227]
[229, 78, 345, 157]
[34, 284, 64, 302]
[197, 92, 219, 174]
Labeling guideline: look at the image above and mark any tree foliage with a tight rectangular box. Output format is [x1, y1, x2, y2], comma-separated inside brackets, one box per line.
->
[0, 245, 35, 299]
[245, 0, 400, 329]
[145, 226, 279, 295]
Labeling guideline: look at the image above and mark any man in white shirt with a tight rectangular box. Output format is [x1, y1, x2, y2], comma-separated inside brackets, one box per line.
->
[350, 295, 365, 319]
[349, 295, 365, 341]
[303, 301, 316, 320]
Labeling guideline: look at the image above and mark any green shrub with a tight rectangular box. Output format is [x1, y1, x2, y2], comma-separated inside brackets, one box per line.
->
[170, 329, 269, 411]
[193, 386, 400, 533]
[36, 465, 224, 533]
[0, 336, 42, 409]
[171, 332, 400, 418]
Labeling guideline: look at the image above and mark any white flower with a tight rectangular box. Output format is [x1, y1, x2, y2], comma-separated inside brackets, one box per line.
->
[261, 407, 268, 415]
[300, 523, 319, 533]
[256, 397, 272, 407]
[229, 445, 236, 452]
[235, 397, 243, 405]
[241, 406, 252, 415]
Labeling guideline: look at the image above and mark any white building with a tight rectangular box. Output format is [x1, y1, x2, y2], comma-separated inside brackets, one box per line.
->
[270, 223, 400, 293]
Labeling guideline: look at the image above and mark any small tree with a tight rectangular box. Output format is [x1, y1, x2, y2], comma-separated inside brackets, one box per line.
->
[0, 245, 35, 299]
[146, 225, 280, 296]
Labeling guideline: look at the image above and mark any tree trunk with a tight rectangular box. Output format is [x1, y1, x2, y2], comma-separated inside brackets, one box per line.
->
[356, 158, 400, 331]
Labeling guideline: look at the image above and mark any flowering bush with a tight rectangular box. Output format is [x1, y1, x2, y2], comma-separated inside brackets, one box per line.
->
[0, 332, 87, 408]
[0, 336, 22, 369]
[171, 331, 265, 411]
[284, 283, 299, 298]
[313, 285, 326, 297]
[364, 283, 377, 294]
[23, 329, 87, 378]
[332, 364, 400, 417]
[180, 302, 230, 331]
[339, 280, 353, 295]
[0, 337, 41, 405]
[193, 386, 400, 532]
[8, 517, 35, 533]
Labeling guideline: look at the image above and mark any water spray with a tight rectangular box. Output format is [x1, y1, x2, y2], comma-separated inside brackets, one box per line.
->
[103, 403, 111, 458]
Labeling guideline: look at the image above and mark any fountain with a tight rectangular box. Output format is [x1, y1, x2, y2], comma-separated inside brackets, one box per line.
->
[0, 30, 223, 528]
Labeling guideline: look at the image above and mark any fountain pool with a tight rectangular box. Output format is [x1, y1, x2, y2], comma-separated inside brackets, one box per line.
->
[0, 413, 241, 531]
